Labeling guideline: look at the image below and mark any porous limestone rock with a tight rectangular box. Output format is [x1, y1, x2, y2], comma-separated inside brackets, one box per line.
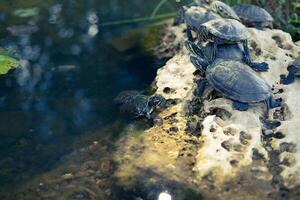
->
[114, 26, 300, 199]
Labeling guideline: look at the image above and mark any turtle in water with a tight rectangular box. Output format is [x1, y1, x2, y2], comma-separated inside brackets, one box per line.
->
[114, 90, 166, 120]
[195, 18, 268, 71]
[280, 56, 300, 85]
[191, 57, 281, 112]
[233, 4, 274, 29]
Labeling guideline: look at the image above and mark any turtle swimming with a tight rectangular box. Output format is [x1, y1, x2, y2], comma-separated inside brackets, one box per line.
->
[114, 90, 166, 120]
[190, 18, 269, 71]
[280, 56, 300, 85]
[233, 4, 273, 29]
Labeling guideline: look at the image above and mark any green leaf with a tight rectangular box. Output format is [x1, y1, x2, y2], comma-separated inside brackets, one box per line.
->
[0, 55, 18, 75]
[293, 3, 300, 9]
[13, 7, 39, 18]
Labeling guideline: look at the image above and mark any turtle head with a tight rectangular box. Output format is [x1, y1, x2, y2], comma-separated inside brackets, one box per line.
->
[142, 95, 166, 120]
[210, 1, 240, 21]
[148, 95, 166, 110]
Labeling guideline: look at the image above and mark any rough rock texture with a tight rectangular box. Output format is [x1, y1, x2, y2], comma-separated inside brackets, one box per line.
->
[114, 26, 300, 199]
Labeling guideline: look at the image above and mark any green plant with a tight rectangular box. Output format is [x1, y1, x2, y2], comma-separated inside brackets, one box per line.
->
[0, 54, 18, 75]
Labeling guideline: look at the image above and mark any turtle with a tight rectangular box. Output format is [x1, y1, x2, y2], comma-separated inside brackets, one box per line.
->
[192, 18, 269, 71]
[196, 0, 240, 20]
[182, 6, 221, 41]
[114, 90, 166, 120]
[185, 41, 266, 74]
[233, 4, 274, 29]
[209, 0, 240, 21]
[182, 1, 240, 41]
[280, 56, 300, 85]
[191, 58, 281, 112]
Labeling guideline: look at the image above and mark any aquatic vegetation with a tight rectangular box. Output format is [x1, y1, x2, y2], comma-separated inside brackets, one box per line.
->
[0, 55, 18, 75]
[13, 7, 40, 18]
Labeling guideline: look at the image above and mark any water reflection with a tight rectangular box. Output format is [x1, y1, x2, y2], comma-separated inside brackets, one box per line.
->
[0, 0, 189, 197]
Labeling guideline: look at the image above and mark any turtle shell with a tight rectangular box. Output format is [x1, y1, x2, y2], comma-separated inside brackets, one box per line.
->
[119, 94, 148, 118]
[206, 60, 271, 103]
[202, 18, 248, 42]
[210, 1, 240, 21]
[184, 6, 220, 29]
[233, 4, 273, 23]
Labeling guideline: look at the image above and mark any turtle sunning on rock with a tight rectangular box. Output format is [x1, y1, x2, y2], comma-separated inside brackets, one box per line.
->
[114, 90, 166, 120]
[183, 6, 220, 41]
[189, 18, 269, 71]
[185, 41, 267, 73]
[185, 42, 281, 112]
[209, 1, 240, 21]
[233, 4, 274, 29]
[280, 56, 300, 85]
[197, 0, 240, 20]
[183, 1, 239, 42]
[194, 60, 281, 112]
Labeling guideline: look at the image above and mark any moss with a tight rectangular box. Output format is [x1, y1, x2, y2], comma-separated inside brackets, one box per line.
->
[182, 188, 204, 200]
[140, 23, 166, 54]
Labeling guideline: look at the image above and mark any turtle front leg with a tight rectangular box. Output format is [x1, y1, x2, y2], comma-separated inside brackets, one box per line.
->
[212, 40, 218, 62]
[185, 40, 206, 58]
[232, 101, 249, 111]
[190, 56, 209, 76]
[280, 67, 297, 85]
[268, 97, 281, 109]
[187, 26, 194, 41]
[195, 79, 209, 97]
[242, 40, 269, 72]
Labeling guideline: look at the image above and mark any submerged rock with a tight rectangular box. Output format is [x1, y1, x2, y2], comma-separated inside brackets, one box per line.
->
[114, 24, 300, 199]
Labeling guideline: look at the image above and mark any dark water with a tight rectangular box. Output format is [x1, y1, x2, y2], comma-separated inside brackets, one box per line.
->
[0, 0, 188, 198]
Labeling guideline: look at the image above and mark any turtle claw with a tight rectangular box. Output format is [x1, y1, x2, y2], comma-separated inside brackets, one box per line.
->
[190, 56, 209, 73]
[270, 98, 282, 109]
[249, 62, 269, 72]
[280, 72, 295, 85]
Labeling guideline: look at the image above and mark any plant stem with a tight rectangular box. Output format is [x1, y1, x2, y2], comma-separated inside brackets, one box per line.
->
[99, 13, 177, 26]
[151, 0, 170, 18]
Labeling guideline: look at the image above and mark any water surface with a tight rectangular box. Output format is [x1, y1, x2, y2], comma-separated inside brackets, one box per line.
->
[0, 0, 187, 198]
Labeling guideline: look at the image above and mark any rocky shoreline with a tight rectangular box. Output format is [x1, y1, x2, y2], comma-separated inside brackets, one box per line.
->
[114, 22, 300, 199]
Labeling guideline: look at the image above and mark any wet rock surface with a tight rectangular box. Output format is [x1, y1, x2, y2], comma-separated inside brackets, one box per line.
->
[114, 25, 300, 199]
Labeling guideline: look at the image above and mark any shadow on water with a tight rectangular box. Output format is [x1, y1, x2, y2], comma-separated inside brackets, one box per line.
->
[0, 0, 194, 198]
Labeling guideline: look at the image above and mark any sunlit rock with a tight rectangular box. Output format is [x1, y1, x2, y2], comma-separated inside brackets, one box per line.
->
[114, 25, 300, 199]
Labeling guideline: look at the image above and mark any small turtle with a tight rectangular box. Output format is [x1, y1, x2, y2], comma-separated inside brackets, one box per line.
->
[182, 6, 220, 41]
[197, 0, 240, 20]
[182, 1, 239, 41]
[209, 1, 240, 21]
[193, 18, 269, 71]
[280, 56, 300, 85]
[185, 41, 267, 74]
[233, 4, 273, 29]
[191, 58, 281, 112]
[114, 90, 166, 120]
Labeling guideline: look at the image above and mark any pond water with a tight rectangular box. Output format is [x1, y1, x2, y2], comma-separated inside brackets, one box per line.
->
[0, 0, 190, 199]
